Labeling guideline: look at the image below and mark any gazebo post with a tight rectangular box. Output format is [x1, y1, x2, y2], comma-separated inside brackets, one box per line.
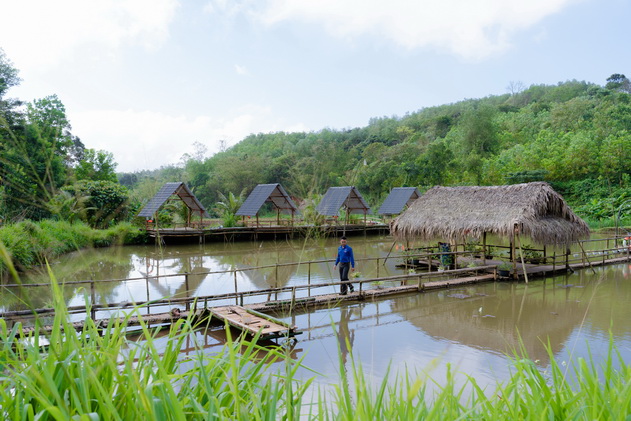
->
[482, 232, 487, 265]
[511, 227, 517, 278]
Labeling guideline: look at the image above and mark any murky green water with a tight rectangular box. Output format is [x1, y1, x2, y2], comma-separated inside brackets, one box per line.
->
[4, 234, 631, 391]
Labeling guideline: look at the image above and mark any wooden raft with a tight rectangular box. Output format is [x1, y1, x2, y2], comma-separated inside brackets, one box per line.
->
[209, 306, 300, 341]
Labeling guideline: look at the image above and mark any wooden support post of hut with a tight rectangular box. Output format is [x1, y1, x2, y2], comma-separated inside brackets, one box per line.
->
[236, 184, 299, 228]
[390, 182, 590, 280]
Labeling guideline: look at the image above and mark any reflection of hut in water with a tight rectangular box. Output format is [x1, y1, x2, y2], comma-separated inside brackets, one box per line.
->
[390, 282, 588, 363]
[391, 182, 590, 269]
[233, 262, 297, 289]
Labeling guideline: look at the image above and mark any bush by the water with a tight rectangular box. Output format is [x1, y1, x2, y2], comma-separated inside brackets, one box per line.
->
[0, 220, 146, 274]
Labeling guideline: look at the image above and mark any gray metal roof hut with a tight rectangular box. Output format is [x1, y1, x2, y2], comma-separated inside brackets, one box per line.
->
[137, 182, 209, 228]
[316, 186, 371, 224]
[236, 183, 299, 226]
[378, 187, 421, 216]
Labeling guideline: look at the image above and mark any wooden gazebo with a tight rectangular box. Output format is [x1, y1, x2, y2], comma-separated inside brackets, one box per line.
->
[391, 182, 590, 274]
[236, 183, 299, 226]
[316, 186, 371, 225]
[378, 187, 421, 216]
[137, 182, 209, 229]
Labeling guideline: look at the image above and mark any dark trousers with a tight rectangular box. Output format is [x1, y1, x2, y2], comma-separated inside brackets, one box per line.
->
[338, 262, 354, 294]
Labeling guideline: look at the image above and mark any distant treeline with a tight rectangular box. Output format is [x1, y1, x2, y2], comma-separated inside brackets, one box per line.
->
[120, 76, 631, 221]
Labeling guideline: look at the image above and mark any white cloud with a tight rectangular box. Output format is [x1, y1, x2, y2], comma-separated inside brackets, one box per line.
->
[235, 64, 249, 75]
[0, 0, 178, 71]
[70, 106, 309, 172]
[254, 0, 579, 59]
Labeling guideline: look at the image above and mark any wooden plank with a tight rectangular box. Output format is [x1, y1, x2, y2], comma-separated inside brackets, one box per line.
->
[209, 305, 297, 340]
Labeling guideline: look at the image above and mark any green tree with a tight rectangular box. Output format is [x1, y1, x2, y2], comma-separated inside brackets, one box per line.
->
[74, 149, 118, 182]
[70, 181, 130, 228]
[0, 48, 20, 99]
[606, 74, 631, 94]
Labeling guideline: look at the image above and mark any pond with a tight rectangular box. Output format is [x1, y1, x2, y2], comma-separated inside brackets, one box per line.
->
[3, 234, 631, 392]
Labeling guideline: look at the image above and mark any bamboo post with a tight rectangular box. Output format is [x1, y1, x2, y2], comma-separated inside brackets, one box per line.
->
[376, 258, 379, 278]
[185, 273, 190, 311]
[146, 276, 150, 315]
[382, 241, 396, 265]
[516, 232, 529, 284]
[453, 240, 458, 270]
[511, 227, 517, 279]
[308, 262, 311, 297]
[565, 246, 570, 269]
[482, 232, 487, 265]
[90, 280, 96, 321]
[578, 241, 597, 274]
[234, 269, 238, 305]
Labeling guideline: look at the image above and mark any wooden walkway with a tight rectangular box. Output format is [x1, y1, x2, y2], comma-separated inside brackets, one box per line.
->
[147, 223, 389, 243]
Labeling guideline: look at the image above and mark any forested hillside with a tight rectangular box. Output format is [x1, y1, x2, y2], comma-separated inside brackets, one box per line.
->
[1, 44, 629, 226]
[122, 77, 631, 222]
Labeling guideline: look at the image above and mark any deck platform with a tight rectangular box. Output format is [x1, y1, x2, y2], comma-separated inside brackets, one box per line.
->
[147, 223, 389, 243]
[208, 305, 300, 340]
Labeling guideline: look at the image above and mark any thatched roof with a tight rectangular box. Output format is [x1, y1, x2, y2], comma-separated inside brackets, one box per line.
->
[391, 182, 589, 244]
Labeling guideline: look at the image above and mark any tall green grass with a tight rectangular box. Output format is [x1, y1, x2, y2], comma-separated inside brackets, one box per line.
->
[0, 220, 146, 274]
[2, 267, 631, 419]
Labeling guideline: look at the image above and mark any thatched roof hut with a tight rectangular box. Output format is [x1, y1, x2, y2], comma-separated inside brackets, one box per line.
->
[391, 182, 589, 245]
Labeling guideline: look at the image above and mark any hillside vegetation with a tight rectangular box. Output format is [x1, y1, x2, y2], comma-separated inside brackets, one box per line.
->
[122, 77, 631, 222]
[1, 45, 630, 227]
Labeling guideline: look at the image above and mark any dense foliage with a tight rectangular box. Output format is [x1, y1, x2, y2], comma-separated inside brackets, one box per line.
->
[0, 49, 125, 225]
[122, 79, 631, 221]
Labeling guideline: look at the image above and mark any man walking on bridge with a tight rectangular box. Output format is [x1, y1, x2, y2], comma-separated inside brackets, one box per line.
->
[334, 236, 356, 295]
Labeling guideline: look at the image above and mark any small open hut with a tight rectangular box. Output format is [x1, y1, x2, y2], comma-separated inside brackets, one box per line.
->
[137, 182, 209, 229]
[378, 187, 421, 216]
[236, 183, 299, 226]
[391, 182, 590, 272]
[316, 186, 371, 225]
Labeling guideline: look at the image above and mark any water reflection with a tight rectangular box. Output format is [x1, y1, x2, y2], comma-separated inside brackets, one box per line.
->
[2, 236, 631, 391]
[277, 263, 631, 392]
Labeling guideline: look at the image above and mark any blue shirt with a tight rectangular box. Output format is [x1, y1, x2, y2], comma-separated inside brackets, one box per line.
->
[335, 245, 355, 268]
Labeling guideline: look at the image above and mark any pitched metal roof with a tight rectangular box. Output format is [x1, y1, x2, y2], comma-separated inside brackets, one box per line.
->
[378, 187, 421, 215]
[236, 183, 299, 216]
[316, 186, 372, 216]
[137, 182, 210, 218]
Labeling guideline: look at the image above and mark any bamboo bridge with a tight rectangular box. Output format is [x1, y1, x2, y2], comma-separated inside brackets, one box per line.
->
[2, 236, 630, 342]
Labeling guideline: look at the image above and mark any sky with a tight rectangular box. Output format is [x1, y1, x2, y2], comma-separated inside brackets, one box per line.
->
[1, 0, 630, 173]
